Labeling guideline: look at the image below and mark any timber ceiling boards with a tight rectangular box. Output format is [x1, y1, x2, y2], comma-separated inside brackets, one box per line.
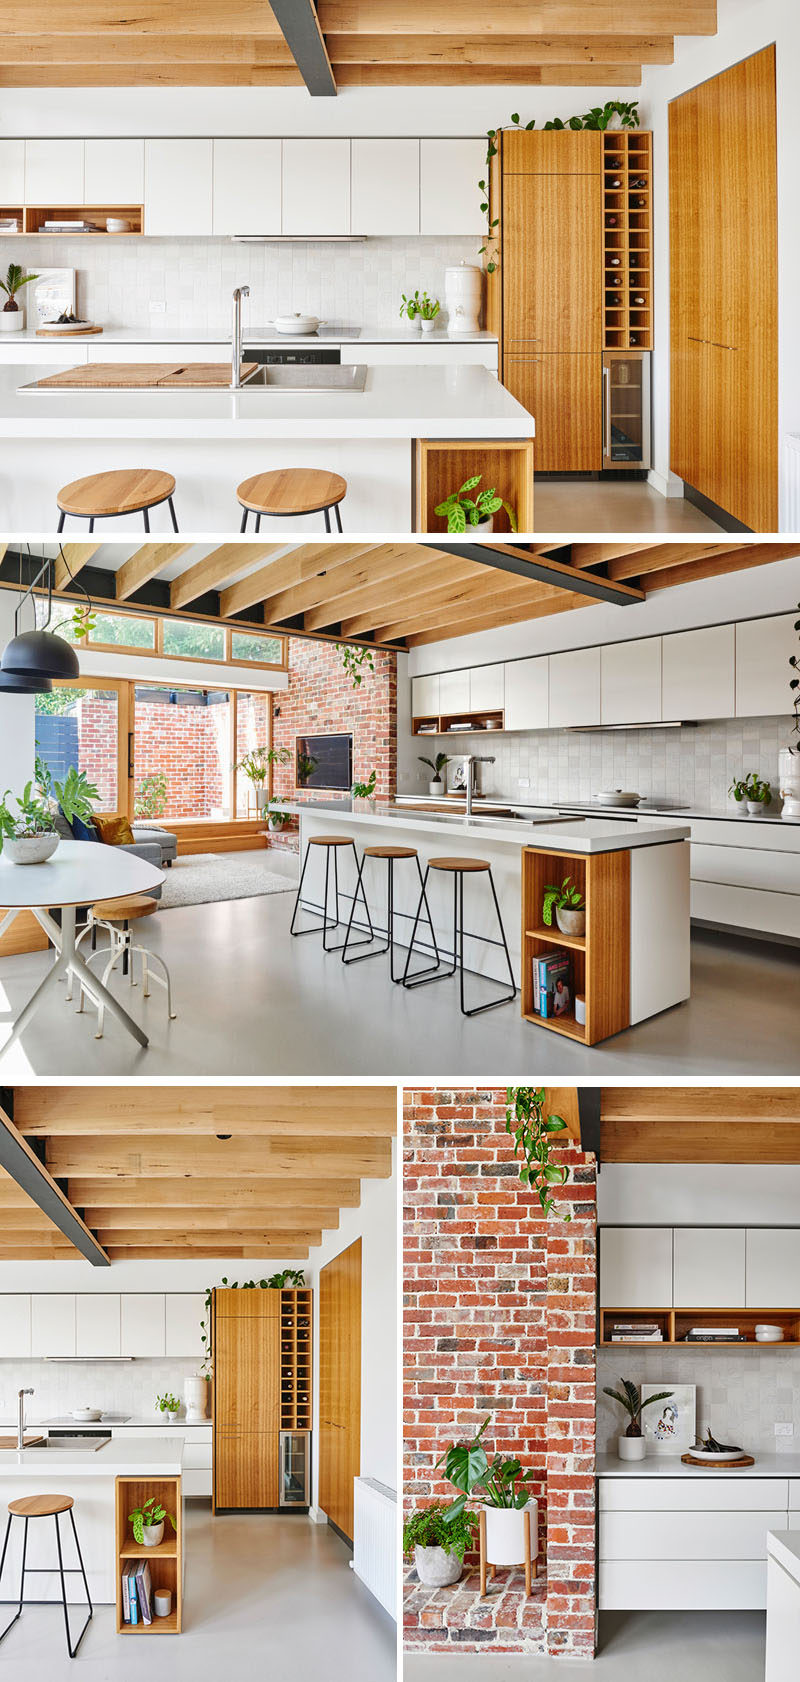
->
[0, 2, 718, 91]
[600, 1087, 800, 1165]
[0, 1086, 395, 1261]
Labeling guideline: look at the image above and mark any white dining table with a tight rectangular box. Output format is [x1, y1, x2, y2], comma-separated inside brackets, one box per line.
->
[0, 840, 165, 1055]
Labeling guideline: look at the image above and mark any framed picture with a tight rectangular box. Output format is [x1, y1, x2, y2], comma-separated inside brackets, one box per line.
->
[642, 1382, 696, 1457]
[32, 269, 76, 325]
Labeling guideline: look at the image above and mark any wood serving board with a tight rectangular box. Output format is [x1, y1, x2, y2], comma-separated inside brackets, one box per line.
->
[681, 1453, 755, 1468]
[35, 361, 257, 389]
[157, 361, 257, 387]
[36, 325, 103, 337]
[0, 1435, 44, 1449]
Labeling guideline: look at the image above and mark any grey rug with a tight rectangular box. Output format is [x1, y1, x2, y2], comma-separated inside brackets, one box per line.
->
[158, 851, 297, 910]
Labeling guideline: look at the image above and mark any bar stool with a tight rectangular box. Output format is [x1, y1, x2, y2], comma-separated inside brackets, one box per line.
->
[290, 835, 373, 953]
[341, 845, 439, 981]
[56, 468, 179, 532]
[402, 857, 517, 1017]
[68, 894, 176, 1037]
[237, 468, 346, 532]
[0, 1493, 92, 1658]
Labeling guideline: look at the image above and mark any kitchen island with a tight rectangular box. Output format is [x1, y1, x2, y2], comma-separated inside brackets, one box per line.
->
[277, 797, 690, 1044]
[0, 361, 534, 532]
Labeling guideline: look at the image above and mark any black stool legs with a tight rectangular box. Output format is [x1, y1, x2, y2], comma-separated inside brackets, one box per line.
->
[56, 495, 178, 534]
[55, 1508, 93, 1658]
[0, 1508, 92, 1659]
[241, 502, 344, 534]
[402, 865, 517, 1017]
[290, 840, 374, 953]
[341, 852, 439, 981]
[0, 1512, 27, 1646]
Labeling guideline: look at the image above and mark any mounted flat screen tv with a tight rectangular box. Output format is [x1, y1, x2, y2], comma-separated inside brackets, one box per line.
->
[296, 733, 353, 792]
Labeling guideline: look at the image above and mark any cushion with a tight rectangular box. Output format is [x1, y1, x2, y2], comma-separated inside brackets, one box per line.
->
[52, 809, 73, 841]
[93, 813, 135, 847]
[60, 806, 99, 844]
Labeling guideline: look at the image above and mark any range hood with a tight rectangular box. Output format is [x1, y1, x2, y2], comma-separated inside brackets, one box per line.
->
[565, 721, 698, 733]
[45, 1356, 135, 1363]
[231, 234, 367, 243]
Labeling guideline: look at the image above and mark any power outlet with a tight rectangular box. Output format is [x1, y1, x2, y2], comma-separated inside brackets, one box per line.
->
[518, 778, 530, 788]
[775, 1422, 794, 1437]
[149, 300, 167, 314]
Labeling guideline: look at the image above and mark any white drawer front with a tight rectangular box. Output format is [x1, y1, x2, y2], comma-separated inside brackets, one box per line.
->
[691, 879, 800, 938]
[183, 1469, 212, 1498]
[692, 843, 800, 894]
[600, 1509, 786, 1561]
[599, 1478, 789, 1512]
[689, 818, 800, 851]
[182, 1444, 212, 1470]
[599, 1559, 768, 1610]
[789, 1482, 800, 1512]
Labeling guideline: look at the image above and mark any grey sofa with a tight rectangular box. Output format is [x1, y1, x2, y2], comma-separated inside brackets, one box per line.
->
[130, 824, 178, 867]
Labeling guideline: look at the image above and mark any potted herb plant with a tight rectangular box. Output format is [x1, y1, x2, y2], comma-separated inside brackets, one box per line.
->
[236, 745, 291, 813]
[780, 602, 800, 819]
[419, 752, 449, 796]
[400, 290, 422, 330]
[728, 771, 772, 816]
[437, 1416, 537, 1569]
[417, 292, 441, 336]
[267, 808, 292, 832]
[603, 1379, 673, 1461]
[155, 1391, 180, 1424]
[0, 263, 39, 332]
[542, 874, 586, 937]
[434, 475, 517, 535]
[128, 1495, 177, 1548]
[0, 782, 59, 864]
[403, 1502, 476, 1588]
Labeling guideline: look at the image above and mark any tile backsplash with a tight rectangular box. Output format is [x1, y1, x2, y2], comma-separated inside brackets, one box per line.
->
[0, 1359, 202, 1423]
[597, 1347, 800, 1456]
[7, 234, 479, 335]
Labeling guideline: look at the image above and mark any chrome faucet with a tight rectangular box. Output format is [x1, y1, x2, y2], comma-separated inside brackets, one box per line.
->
[459, 755, 495, 818]
[231, 285, 250, 388]
[17, 1388, 33, 1450]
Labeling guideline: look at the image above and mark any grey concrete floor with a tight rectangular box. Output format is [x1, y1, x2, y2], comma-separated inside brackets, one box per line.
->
[406, 1610, 764, 1679]
[0, 878, 797, 1076]
[533, 481, 722, 533]
[0, 1503, 396, 1681]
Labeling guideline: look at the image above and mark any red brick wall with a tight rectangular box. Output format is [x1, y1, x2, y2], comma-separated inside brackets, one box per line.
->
[134, 699, 228, 818]
[403, 1087, 596, 1659]
[272, 639, 398, 818]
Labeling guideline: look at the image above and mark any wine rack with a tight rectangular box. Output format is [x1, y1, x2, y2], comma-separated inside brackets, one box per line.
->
[603, 130, 652, 350]
[280, 1288, 313, 1430]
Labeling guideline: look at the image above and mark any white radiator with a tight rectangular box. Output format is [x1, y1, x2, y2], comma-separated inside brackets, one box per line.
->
[782, 434, 800, 531]
[352, 1477, 397, 1619]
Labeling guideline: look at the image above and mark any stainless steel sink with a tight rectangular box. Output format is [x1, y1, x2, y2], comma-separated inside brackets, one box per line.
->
[241, 363, 367, 392]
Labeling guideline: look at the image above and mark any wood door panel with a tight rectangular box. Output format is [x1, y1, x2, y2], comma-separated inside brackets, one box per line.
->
[503, 174, 602, 351]
[214, 1315, 280, 1431]
[505, 354, 601, 472]
[503, 129, 602, 176]
[319, 1238, 361, 1543]
[215, 1433, 279, 1508]
[215, 1288, 281, 1318]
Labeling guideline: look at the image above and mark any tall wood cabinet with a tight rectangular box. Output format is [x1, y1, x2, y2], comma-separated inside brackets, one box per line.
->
[212, 1287, 312, 1511]
[669, 45, 777, 530]
[319, 1240, 362, 1546]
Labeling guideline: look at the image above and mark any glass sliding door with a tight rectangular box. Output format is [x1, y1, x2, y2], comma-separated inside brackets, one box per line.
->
[133, 683, 233, 821]
[234, 690, 273, 818]
[35, 682, 126, 812]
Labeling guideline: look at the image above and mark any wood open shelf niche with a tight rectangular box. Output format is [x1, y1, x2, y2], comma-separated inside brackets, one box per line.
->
[521, 843, 630, 1045]
[414, 439, 534, 535]
[115, 1475, 182, 1634]
[600, 1308, 800, 1347]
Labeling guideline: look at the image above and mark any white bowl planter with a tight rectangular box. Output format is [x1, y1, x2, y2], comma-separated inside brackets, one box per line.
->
[618, 1434, 646, 1461]
[420, 317, 437, 335]
[747, 800, 766, 816]
[3, 835, 59, 865]
[429, 780, 444, 796]
[483, 1499, 538, 1569]
[142, 1522, 165, 1547]
[184, 1375, 209, 1421]
[414, 1543, 463, 1587]
[555, 904, 586, 937]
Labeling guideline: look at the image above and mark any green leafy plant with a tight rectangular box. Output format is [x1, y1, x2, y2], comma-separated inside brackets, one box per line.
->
[545, 100, 640, 133]
[542, 875, 585, 925]
[297, 753, 318, 784]
[1, 262, 40, 313]
[789, 603, 800, 754]
[352, 770, 378, 799]
[0, 782, 57, 853]
[50, 765, 99, 826]
[728, 771, 772, 806]
[236, 745, 291, 785]
[339, 644, 375, 689]
[603, 1379, 673, 1439]
[134, 769, 168, 819]
[403, 1502, 477, 1562]
[199, 1271, 307, 1376]
[419, 752, 449, 783]
[417, 291, 440, 322]
[128, 1496, 177, 1544]
[506, 1086, 571, 1219]
[155, 1391, 180, 1417]
[437, 1417, 534, 1520]
[400, 289, 422, 322]
[434, 475, 517, 535]
[267, 808, 292, 829]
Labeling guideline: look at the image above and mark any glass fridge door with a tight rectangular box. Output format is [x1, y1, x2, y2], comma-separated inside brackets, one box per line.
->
[280, 1430, 310, 1507]
[603, 352, 651, 468]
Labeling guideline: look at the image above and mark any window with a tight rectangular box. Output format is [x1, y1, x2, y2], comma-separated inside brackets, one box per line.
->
[162, 620, 226, 661]
[35, 685, 120, 810]
[231, 630, 284, 667]
[134, 685, 232, 821]
[235, 691, 273, 817]
[89, 612, 156, 650]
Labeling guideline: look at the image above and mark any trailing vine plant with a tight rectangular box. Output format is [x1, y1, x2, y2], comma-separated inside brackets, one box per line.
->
[479, 100, 640, 273]
[199, 1269, 306, 1376]
[505, 1086, 571, 1220]
[788, 602, 800, 754]
[339, 643, 375, 688]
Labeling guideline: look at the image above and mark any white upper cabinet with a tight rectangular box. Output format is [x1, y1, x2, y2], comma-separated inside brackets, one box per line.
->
[25, 140, 84, 204]
[351, 139, 419, 235]
[411, 673, 440, 717]
[0, 141, 25, 204]
[145, 139, 213, 236]
[213, 139, 281, 236]
[745, 1230, 800, 1308]
[420, 139, 485, 234]
[600, 1227, 673, 1308]
[735, 614, 798, 719]
[673, 1228, 745, 1308]
[470, 663, 504, 712]
[165, 1292, 205, 1358]
[439, 668, 470, 715]
[121, 1294, 165, 1357]
[84, 138, 144, 204]
[504, 656, 549, 731]
[661, 624, 735, 721]
[601, 637, 662, 726]
[549, 646, 601, 728]
[0, 1296, 31, 1358]
[282, 139, 351, 236]
[31, 1295, 76, 1358]
[76, 1294, 121, 1358]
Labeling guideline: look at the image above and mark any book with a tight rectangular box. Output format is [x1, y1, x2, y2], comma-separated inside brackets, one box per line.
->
[122, 1564, 130, 1622]
[128, 1563, 138, 1625]
[136, 1561, 153, 1624]
[536, 952, 572, 1018]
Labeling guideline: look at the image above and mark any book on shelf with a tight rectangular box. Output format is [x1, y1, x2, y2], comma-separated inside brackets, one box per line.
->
[136, 1560, 153, 1624]
[685, 1328, 745, 1341]
[124, 1561, 138, 1624]
[532, 951, 572, 1018]
[610, 1331, 663, 1341]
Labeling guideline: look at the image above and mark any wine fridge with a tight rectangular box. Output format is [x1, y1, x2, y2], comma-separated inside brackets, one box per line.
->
[279, 1429, 311, 1508]
[602, 351, 651, 470]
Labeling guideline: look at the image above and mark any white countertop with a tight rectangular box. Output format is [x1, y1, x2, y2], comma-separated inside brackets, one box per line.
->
[278, 798, 690, 854]
[37, 1416, 209, 1430]
[399, 794, 800, 829]
[4, 325, 498, 347]
[597, 1452, 800, 1479]
[0, 1438, 185, 1475]
[2, 360, 530, 441]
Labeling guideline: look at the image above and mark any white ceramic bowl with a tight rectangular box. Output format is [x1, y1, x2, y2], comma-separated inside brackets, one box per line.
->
[106, 218, 130, 233]
[755, 1324, 784, 1342]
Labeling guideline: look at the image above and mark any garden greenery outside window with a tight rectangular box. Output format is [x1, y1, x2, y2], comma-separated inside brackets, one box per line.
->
[34, 599, 286, 671]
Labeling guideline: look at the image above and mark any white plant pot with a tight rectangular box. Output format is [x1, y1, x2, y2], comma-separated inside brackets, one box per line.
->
[618, 1434, 646, 1461]
[184, 1375, 209, 1421]
[746, 800, 765, 816]
[142, 1522, 164, 1547]
[555, 904, 586, 937]
[0, 310, 23, 332]
[483, 1500, 538, 1568]
[429, 781, 444, 796]
[414, 1544, 462, 1587]
[3, 835, 59, 865]
[420, 317, 437, 335]
[778, 747, 800, 819]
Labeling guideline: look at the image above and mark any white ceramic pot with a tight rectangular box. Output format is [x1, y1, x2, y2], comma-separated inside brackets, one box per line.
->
[556, 904, 586, 938]
[746, 800, 765, 815]
[184, 1374, 209, 1421]
[414, 1544, 462, 1587]
[483, 1500, 538, 1568]
[618, 1434, 646, 1461]
[473, 514, 494, 534]
[445, 263, 483, 334]
[429, 781, 444, 796]
[0, 309, 23, 332]
[3, 834, 59, 865]
[779, 747, 800, 819]
[142, 1522, 164, 1547]
[420, 317, 437, 335]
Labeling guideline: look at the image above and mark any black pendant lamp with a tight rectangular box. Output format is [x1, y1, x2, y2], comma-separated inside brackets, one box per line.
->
[0, 669, 53, 693]
[1, 547, 82, 682]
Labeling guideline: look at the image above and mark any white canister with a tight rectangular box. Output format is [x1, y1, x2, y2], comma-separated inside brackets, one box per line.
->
[154, 1588, 173, 1618]
[184, 1374, 209, 1421]
[445, 263, 483, 335]
[575, 994, 586, 1026]
[778, 746, 800, 819]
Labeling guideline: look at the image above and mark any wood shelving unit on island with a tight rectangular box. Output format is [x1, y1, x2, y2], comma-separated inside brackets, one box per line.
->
[600, 1308, 800, 1347]
[521, 842, 630, 1046]
[414, 439, 534, 536]
[115, 1475, 182, 1635]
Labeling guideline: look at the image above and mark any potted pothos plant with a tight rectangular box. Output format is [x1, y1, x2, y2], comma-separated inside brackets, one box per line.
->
[128, 1495, 177, 1548]
[434, 475, 517, 535]
[0, 263, 39, 332]
[603, 1379, 673, 1462]
[352, 770, 378, 800]
[419, 752, 449, 796]
[438, 1417, 536, 1568]
[542, 874, 586, 937]
[0, 782, 59, 865]
[403, 1502, 476, 1588]
[505, 1086, 571, 1220]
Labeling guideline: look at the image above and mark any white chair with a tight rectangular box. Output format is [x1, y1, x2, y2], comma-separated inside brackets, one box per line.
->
[69, 893, 176, 1039]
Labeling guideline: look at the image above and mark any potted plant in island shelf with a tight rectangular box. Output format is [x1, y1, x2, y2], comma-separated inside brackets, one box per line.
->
[0, 782, 59, 864]
[0, 263, 39, 332]
[780, 601, 800, 819]
[542, 874, 586, 938]
[437, 1416, 537, 1573]
[418, 752, 449, 797]
[603, 1379, 673, 1462]
[235, 745, 291, 816]
[128, 1495, 177, 1549]
[403, 1502, 477, 1588]
[728, 771, 772, 816]
[155, 1391, 181, 1424]
[434, 475, 517, 535]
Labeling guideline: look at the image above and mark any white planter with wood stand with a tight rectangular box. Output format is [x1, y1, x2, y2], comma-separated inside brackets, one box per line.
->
[479, 1500, 538, 1598]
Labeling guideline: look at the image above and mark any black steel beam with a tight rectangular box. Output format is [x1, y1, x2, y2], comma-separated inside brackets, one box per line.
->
[577, 1088, 602, 1159]
[0, 1108, 110, 1266]
[424, 542, 645, 606]
[268, 0, 336, 96]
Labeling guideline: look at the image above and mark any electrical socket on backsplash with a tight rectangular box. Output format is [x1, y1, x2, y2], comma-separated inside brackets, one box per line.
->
[775, 1422, 794, 1437]
[149, 300, 167, 314]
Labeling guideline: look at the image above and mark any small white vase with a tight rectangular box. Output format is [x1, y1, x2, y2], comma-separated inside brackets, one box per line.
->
[3, 835, 59, 865]
[483, 1500, 538, 1568]
[618, 1434, 646, 1461]
[414, 1544, 462, 1587]
[142, 1521, 164, 1547]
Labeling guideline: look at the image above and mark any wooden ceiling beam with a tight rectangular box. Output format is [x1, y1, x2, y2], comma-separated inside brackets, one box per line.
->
[601, 1120, 800, 1165]
[46, 1136, 392, 1179]
[336, 63, 642, 85]
[368, 580, 555, 643]
[0, 34, 297, 64]
[16, 1085, 396, 1136]
[169, 543, 288, 611]
[326, 33, 674, 64]
[53, 543, 102, 592]
[105, 1246, 310, 1260]
[405, 591, 593, 646]
[0, 1108, 108, 1266]
[95, 1227, 324, 1248]
[260, 543, 435, 626]
[316, 0, 715, 33]
[0, 66, 305, 85]
[643, 542, 800, 594]
[82, 1206, 341, 1230]
[602, 1087, 800, 1124]
[115, 542, 193, 601]
[219, 542, 380, 619]
[570, 542, 659, 570]
[300, 555, 493, 634]
[67, 1175, 362, 1208]
[606, 542, 744, 581]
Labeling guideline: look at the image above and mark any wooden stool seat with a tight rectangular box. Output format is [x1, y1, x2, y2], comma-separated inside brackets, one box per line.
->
[92, 893, 158, 923]
[238, 468, 346, 516]
[307, 834, 355, 848]
[363, 845, 418, 860]
[57, 469, 175, 517]
[8, 1494, 73, 1519]
[429, 857, 491, 873]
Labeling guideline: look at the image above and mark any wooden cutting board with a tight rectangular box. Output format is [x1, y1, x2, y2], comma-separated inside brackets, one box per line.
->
[158, 362, 257, 387]
[0, 1435, 44, 1449]
[681, 1452, 755, 1468]
[36, 325, 103, 337]
[36, 363, 184, 388]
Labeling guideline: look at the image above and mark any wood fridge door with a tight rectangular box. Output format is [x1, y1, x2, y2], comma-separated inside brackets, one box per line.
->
[505, 354, 601, 472]
[319, 1238, 362, 1544]
[214, 1313, 280, 1432]
[503, 173, 602, 352]
[215, 1433, 279, 1508]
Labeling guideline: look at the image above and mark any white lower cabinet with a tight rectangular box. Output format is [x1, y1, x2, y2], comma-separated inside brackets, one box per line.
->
[599, 1477, 789, 1610]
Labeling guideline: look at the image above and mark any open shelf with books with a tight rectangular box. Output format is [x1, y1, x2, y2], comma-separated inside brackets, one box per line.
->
[521, 843, 630, 1045]
[599, 1308, 800, 1347]
[115, 1476, 182, 1634]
